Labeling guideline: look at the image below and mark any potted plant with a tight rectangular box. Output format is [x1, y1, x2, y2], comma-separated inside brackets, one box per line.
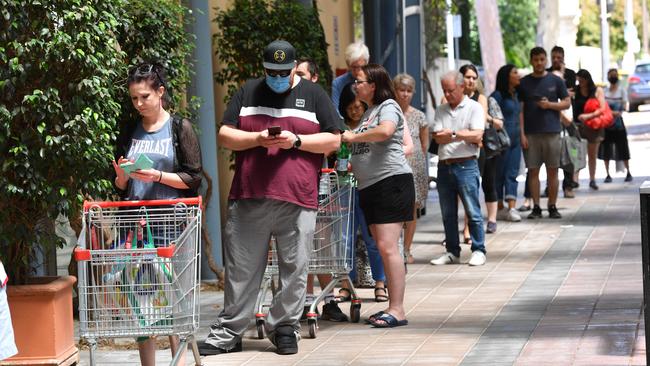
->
[0, 2, 126, 364]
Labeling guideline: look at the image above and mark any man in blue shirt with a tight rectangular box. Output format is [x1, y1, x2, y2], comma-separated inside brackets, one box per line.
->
[331, 42, 369, 112]
[518, 47, 571, 219]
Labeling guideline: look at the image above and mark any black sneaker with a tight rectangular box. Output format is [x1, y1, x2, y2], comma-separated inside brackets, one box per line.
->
[321, 300, 348, 322]
[548, 205, 562, 219]
[625, 173, 633, 182]
[273, 325, 298, 355]
[527, 205, 542, 219]
[589, 180, 599, 190]
[604, 175, 612, 183]
[197, 340, 242, 356]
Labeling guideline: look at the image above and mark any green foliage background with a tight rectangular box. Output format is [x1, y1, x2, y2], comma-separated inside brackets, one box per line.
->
[577, 0, 644, 64]
[213, 0, 333, 102]
[424, 0, 537, 69]
[0, 0, 195, 284]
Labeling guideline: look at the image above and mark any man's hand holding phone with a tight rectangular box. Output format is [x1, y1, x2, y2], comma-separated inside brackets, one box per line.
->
[258, 125, 291, 148]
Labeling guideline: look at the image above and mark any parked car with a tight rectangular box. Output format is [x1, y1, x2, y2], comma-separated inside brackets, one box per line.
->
[627, 62, 650, 112]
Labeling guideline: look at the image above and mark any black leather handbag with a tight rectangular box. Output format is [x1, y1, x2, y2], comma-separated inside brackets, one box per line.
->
[483, 125, 510, 159]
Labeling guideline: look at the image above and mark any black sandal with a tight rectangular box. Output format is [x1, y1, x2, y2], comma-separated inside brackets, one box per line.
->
[374, 287, 389, 302]
[336, 287, 352, 302]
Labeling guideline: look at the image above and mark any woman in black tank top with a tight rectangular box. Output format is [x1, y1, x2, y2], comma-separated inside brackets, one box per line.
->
[573, 69, 606, 190]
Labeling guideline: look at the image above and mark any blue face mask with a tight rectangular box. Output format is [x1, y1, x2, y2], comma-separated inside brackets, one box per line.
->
[266, 74, 291, 93]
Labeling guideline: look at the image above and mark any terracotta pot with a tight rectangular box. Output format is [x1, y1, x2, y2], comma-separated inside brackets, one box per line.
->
[4, 276, 79, 366]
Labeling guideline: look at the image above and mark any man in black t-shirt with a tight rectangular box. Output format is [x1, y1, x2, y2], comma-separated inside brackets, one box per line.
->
[199, 40, 341, 357]
[519, 47, 571, 219]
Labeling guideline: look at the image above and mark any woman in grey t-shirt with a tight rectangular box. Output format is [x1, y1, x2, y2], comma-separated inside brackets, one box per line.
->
[342, 64, 414, 328]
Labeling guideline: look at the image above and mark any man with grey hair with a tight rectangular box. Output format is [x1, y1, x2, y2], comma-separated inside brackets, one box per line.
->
[430, 71, 487, 266]
[331, 41, 369, 111]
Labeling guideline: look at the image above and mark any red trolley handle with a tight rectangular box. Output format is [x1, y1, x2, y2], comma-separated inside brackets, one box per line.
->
[83, 196, 202, 211]
[321, 168, 335, 173]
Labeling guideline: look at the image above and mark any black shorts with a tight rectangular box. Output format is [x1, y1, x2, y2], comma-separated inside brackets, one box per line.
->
[358, 173, 415, 225]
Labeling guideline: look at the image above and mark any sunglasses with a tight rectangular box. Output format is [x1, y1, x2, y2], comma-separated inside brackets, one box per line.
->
[266, 69, 292, 77]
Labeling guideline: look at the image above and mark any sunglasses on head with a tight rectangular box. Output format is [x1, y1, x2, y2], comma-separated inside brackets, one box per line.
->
[266, 69, 292, 77]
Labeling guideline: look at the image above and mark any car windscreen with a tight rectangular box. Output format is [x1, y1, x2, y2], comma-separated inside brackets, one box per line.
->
[635, 64, 650, 74]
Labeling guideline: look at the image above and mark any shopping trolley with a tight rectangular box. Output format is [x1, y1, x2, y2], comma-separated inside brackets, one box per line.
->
[254, 169, 359, 339]
[74, 198, 202, 366]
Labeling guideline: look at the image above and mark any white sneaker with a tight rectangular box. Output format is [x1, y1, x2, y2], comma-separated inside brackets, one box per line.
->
[507, 208, 522, 222]
[496, 208, 509, 221]
[430, 252, 460, 265]
[468, 251, 486, 266]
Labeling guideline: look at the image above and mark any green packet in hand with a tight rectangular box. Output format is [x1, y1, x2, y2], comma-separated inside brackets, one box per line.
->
[120, 154, 154, 174]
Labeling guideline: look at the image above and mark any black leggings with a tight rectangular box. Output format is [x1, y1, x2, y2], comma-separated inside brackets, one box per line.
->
[478, 148, 498, 203]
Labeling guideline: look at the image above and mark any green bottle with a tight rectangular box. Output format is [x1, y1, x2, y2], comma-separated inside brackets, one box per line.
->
[336, 142, 350, 176]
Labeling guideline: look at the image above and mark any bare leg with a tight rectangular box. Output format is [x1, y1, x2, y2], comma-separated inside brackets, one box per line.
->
[528, 167, 541, 205]
[587, 142, 600, 181]
[138, 338, 156, 366]
[169, 335, 186, 366]
[603, 159, 610, 177]
[507, 199, 516, 210]
[486, 201, 497, 223]
[403, 206, 417, 264]
[546, 167, 559, 206]
[369, 223, 406, 322]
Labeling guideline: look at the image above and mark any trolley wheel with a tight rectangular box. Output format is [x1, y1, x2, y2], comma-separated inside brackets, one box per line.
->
[350, 303, 361, 323]
[308, 318, 318, 338]
[256, 318, 265, 339]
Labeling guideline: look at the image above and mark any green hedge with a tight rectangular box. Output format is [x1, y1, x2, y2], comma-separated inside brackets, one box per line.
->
[0, 0, 194, 283]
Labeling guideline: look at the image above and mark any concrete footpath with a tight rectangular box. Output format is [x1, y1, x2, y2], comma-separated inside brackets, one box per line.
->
[74, 114, 650, 365]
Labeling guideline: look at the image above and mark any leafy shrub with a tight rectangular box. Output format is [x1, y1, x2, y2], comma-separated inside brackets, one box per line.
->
[0, 0, 195, 284]
[213, 0, 333, 101]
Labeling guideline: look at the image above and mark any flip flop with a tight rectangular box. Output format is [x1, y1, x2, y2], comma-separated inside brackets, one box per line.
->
[336, 287, 352, 302]
[370, 313, 408, 328]
[364, 310, 385, 324]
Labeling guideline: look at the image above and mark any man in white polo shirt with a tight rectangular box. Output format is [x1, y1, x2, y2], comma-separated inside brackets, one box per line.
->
[430, 71, 487, 266]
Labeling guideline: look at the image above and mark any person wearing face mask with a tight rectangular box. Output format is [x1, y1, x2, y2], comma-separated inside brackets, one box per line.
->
[599, 68, 632, 183]
[198, 40, 342, 356]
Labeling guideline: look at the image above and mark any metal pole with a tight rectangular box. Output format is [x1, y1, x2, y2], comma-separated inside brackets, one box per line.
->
[600, 0, 610, 83]
[188, 0, 223, 277]
[446, 0, 455, 71]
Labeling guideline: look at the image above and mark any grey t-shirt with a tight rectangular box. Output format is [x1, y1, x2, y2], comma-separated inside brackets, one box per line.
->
[349, 99, 412, 190]
[126, 118, 179, 200]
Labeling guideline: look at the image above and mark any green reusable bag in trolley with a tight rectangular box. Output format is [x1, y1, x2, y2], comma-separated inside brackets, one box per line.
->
[104, 208, 174, 329]
[560, 123, 587, 172]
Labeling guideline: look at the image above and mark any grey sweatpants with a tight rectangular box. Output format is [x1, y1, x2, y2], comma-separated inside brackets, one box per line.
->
[205, 199, 317, 349]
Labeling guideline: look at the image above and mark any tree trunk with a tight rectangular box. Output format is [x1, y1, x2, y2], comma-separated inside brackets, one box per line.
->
[474, 0, 505, 94]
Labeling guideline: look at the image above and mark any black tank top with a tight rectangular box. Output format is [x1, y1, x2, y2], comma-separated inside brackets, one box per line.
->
[469, 92, 479, 102]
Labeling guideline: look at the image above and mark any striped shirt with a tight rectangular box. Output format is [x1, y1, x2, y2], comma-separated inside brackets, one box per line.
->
[222, 77, 341, 209]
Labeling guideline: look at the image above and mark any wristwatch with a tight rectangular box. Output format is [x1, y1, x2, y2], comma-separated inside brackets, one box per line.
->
[293, 134, 302, 149]
[451, 131, 457, 140]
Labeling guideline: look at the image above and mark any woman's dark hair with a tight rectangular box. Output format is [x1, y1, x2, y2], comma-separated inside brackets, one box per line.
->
[459, 64, 479, 78]
[576, 69, 597, 97]
[338, 82, 356, 120]
[362, 63, 395, 105]
[127, 62, 167, 90]
[495, 64, 516, 98]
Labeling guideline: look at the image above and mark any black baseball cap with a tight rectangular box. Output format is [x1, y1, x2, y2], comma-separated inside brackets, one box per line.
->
[263, 40, 296, 70]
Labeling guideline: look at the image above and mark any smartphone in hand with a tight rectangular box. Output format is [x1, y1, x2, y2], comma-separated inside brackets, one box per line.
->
[268, 126, 281, 136]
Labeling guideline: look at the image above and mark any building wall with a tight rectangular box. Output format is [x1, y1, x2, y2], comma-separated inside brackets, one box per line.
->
[318, 0, 355, 75]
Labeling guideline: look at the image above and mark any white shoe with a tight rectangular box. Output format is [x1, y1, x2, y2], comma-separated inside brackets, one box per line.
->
[430, 252, 460, 265]
[468, 251, 486, 266]
[507, 208, 522, 222]
[496, 208, 509, 221]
